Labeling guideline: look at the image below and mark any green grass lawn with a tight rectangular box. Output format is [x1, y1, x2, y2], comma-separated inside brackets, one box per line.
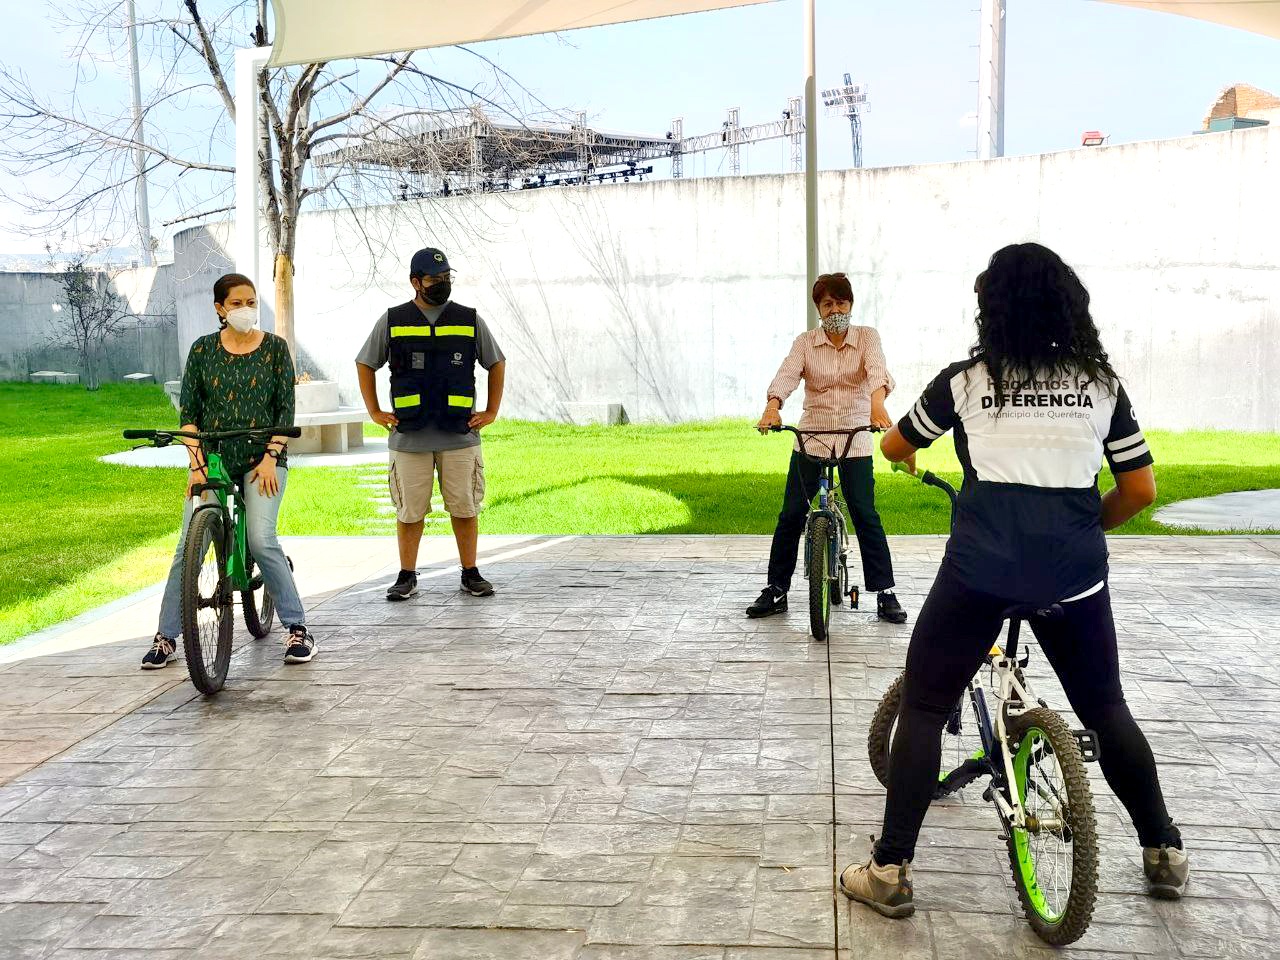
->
[2, 382, 1278, 644]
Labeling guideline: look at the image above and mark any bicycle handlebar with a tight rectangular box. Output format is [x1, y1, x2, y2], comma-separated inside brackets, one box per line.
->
[767, 424, 878, 463]
[890, 460, 959, 506]
[123, 426, 303, 443]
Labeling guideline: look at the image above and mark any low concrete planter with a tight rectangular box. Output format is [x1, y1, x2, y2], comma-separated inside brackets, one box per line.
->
[294, 380, 339, 414]
[31, 371, 79, 385]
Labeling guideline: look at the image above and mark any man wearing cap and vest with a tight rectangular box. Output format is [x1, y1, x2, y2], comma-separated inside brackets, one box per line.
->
[356, 247, 507, 599]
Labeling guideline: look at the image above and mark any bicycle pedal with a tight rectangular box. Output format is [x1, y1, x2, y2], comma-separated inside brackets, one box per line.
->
[1072, 728, 1102, 762]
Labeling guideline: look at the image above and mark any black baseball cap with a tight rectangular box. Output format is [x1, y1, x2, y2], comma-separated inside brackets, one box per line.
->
[409, 247, 450, 277]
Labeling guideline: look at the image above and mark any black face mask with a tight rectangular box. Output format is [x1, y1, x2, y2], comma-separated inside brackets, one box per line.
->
[421, 280, 451, 306]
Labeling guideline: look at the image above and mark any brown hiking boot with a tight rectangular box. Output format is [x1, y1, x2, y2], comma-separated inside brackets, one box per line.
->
[1143, 845, 1190, 900]
[838, 856, 915, 918]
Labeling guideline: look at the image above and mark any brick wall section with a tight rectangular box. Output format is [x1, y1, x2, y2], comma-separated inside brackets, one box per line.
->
[1203, 83, 1280, 128]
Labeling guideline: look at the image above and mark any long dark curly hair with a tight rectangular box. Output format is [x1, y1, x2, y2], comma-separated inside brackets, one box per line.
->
[972, 243, 1119, 407]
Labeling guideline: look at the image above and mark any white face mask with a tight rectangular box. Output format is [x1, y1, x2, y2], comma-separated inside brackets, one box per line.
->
[822, 311, 852, 335]
[224, 306, 259, 333]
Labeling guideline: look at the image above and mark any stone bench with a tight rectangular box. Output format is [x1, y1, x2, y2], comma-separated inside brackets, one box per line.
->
[123, 372, 154, 385]
[31, 371, 79, 385]
[292, 408, 370, 454]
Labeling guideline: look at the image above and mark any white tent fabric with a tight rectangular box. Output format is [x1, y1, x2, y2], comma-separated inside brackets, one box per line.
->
[268, 0, 775, 68]
[267, 0, 1280, 68]
[1098, 1, 1280, 40]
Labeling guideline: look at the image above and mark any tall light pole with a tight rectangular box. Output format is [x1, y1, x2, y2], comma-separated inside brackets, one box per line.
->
[977, 0, 1007, 160]
[124, 0, 154, 265]
[803, 0, 818, 329]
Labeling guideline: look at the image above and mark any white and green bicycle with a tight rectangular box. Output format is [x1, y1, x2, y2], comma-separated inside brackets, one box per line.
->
[868, 464, 1100, 946]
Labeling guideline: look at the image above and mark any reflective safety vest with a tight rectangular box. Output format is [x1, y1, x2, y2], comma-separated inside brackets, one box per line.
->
[386, 300, 478, 434]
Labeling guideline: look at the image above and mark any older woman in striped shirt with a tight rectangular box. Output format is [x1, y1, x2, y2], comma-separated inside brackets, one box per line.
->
[749, 272, 908, 625]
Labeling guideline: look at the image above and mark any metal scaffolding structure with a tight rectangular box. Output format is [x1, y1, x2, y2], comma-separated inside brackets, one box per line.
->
[822, 73, 868, 169]
[314, 99, 812, 197]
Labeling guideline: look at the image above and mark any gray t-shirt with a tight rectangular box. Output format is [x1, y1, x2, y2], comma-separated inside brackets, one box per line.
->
[356, 301, 505, 452]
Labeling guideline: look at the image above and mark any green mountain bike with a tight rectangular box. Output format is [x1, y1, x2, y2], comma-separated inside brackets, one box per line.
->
[123, 426, 301, 695]
[769, 425, 876, 642]
[867, 463, 1100, 945]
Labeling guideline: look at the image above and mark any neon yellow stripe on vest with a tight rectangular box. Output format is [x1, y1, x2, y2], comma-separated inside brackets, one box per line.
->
[447, 395, 473, 408]
[434, 325, 475, 338]
[393, 394, 421, 408]
[389, 326, 429, 338]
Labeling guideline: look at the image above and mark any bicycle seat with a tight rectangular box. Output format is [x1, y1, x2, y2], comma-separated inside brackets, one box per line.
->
[1002, 603, 1063, 621]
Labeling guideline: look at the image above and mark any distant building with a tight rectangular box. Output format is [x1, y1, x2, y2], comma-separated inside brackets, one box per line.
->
[1201, 83, 1280, 132]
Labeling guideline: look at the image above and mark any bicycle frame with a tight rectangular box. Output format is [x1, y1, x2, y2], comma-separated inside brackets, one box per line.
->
[190, 449, 252, 592]
[961, 621, 1042, 830]
[804, 464, 849, 582]
[123, 426, 297, 596]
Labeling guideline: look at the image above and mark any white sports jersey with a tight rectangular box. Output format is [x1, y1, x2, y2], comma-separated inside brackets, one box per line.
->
[900, 359, 1153, 603]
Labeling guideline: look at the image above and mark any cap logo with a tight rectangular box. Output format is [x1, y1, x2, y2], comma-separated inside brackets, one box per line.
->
[434, 253, 445, 262]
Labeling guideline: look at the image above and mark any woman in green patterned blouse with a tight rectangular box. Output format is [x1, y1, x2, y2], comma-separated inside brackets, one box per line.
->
[142, 274, 316, 669]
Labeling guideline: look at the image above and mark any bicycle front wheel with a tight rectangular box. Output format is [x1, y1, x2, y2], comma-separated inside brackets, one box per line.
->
[181, 507, 233, 695]
[1005, 707, 1098, 946]
[807, 515, 832, 642]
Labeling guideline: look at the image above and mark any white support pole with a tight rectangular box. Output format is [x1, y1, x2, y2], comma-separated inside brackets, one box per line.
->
[235, 46, 274, 330]
[803, 0, 818, 330]
[124, 0, 153, 266]
[977, 0, 1006, 160]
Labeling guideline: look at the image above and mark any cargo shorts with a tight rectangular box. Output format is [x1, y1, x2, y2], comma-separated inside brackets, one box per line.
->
[387, 446, 485, 522]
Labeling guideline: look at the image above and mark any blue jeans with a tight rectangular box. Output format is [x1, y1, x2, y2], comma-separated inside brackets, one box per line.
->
[157, 467, 306, 639]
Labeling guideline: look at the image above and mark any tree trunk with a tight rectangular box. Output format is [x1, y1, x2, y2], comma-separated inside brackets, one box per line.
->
[274, 252, 294, 364]
[83, 349, 99, 391]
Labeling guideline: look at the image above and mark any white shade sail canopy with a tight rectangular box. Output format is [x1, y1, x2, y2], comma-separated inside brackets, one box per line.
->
[267, 0, 776, 67]
[1098, 1, 1280, 40]
[267, 0, 1279, 67]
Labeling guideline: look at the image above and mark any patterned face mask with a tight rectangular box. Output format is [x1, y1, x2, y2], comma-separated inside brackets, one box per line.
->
[822, 311, 852, 335]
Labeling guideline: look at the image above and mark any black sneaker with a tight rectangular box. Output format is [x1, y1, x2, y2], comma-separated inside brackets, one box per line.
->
[386, 569, 418, 602]
[461, 567, 494, 597]
[283, 625, 316, 664]
[746, 586, 788, 619]
[1143, 845, 1190, 899]
[877, 591, 908, 624]
[141, 634, 177, 670]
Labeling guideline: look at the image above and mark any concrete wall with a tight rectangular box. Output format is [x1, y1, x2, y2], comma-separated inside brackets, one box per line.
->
[174, 125, 1280, 430]
[0, 266, 180, 384]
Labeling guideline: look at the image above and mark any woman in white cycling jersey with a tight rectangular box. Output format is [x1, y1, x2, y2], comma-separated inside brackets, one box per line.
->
[840, 242, 1187, 918]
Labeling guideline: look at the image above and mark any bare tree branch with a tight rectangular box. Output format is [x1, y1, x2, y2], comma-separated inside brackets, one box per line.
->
[307, 52, 409, 136]
[162, 204, 234, 227]
[181, 0, 235, 119]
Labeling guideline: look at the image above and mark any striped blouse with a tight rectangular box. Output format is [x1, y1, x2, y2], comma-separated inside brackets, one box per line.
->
[767, 325, 894, 458]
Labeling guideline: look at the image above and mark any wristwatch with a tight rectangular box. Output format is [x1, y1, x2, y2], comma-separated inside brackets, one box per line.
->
[265, 448, 283, 460]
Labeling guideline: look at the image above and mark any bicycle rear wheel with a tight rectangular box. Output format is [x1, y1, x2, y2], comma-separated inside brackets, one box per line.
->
[868, 671, 989, 796]
[181, 507, 233, 695]
[1005, 707, 1098, 946]
[241, 552, 276, 639]
[807, 515, 832, 642]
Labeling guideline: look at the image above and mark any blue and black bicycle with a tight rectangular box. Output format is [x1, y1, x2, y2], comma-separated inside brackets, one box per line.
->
[769, 425, 877, 642]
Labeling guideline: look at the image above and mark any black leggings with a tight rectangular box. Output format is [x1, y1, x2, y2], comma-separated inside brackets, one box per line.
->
[874, 563, 1180, 866]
